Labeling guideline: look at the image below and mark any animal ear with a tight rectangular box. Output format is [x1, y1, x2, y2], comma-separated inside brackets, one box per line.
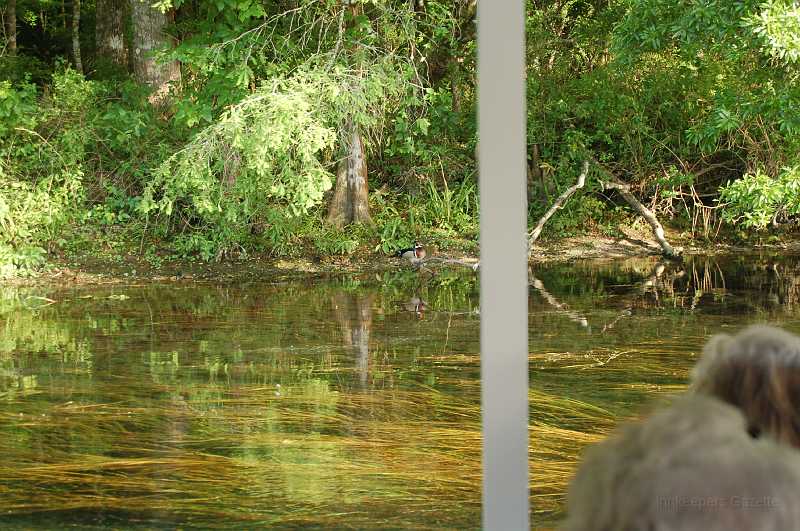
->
[689, 333, 733, 389]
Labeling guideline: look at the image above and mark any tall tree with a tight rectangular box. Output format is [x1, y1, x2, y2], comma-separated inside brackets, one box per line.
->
[326, 2, 373, 228]
[130, 0, 181, 101]
[71, 0, 83, 73]
[5, 0, 16, 56]
[96, 0, 128, 69]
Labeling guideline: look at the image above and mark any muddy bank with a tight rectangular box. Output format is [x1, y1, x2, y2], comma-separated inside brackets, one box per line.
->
[4, 233, 798, 287]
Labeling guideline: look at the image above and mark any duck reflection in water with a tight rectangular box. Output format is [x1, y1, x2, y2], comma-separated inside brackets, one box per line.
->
[400, 296, 427, 318]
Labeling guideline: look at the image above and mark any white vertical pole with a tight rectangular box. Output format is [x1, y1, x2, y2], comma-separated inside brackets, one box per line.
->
[478, 0, 529, 529]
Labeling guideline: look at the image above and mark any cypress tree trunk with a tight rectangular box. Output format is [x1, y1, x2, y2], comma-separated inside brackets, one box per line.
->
[326, 154, 351, 228]
[96, 0, 128, 69]
[4, 0, 16, 56]
[72, 0, 83, 73]
[346, 123, 372, 225]
[326, 118, 373, 228]
[325, 2, 373, 228]
[130, 0, 181, 101]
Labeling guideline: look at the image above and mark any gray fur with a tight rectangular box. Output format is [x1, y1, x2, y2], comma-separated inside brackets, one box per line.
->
[691, 324, 800, 393]
[561, 395, 800, 531]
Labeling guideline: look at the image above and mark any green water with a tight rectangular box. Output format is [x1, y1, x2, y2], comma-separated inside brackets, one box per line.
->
[2, 255, 800, 529]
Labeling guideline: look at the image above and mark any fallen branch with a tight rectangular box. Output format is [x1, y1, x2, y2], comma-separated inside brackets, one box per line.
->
[528, 160, 589, 255]
[601, 180, 679, 258]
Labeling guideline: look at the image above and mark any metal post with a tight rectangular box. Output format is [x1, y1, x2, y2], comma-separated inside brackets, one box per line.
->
[478, 0, 530, 529]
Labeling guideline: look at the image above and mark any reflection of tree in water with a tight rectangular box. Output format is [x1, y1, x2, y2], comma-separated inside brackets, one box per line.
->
[642, 255, 800, 313]
[534, 255, 800, 322]
[332, 292, 376, 388]
[9, 262, 800, 527]
[0, 277, 484, 527]
[0, 293, 92, 399]
[530, 275, 589, 329]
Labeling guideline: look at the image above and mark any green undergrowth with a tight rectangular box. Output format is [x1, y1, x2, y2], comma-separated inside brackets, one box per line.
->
[0, 66, 480, 278]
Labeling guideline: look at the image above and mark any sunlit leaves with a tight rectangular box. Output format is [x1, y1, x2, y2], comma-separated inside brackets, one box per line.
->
[140, 63, 411, 256]
[746, 0, 800, 64]
[719, 166, 800, 228]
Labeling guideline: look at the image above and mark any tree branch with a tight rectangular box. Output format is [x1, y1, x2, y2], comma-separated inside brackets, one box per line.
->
[527, 160, 588, 255]
[601, 180, 679, 258]
[589, 157, 680, 259]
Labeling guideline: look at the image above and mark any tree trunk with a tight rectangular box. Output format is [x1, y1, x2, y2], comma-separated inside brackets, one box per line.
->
[71, 0, 83, 73]
[325, 2, 373, 228]
[4, 0, 15, 56]
[347, 124, 372, 225]
[450, 62, 461, 112]
[326, 120, 373, 228]
[528, 144, 543, 203]
[96, 0, 128, 69]
[130, 0, 181, 102]
[326, 154, 350, 228]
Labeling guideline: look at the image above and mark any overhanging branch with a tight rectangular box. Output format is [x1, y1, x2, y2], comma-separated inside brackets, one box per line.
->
[527, 160, 589, 255]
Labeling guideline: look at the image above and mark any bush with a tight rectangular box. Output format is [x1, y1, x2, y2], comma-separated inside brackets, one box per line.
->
[0, 69, 95, 275]
[719, 166, 800, 230]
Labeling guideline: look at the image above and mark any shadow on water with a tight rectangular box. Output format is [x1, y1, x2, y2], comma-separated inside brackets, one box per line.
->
[3, 253, 800, 528]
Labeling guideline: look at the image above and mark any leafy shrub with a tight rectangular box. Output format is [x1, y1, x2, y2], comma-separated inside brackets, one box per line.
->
[312, 226, 360, 256]
[719, 166, 800, 229]
[0, 80, 37, 140]
[0, 68, 96, 275]
[0, 174, 66, 277]
[140, 62, 412, 259]
[374, 198, 415, 255]
[532, 194, 610, 239]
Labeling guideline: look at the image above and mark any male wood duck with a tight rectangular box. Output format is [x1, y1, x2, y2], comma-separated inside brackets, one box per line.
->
[396, 242, 426, 261]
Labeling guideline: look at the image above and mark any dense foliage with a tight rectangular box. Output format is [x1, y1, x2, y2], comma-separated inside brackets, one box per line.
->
[1, 0, 799, 275]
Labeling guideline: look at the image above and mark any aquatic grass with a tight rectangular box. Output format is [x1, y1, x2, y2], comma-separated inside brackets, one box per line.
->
[0, 374, 617, 527]
[0, 352, 674, 526]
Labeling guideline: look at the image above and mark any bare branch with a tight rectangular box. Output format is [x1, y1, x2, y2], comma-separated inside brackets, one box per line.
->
[601, 180, 679, 258]
[528, 160, 589, 254]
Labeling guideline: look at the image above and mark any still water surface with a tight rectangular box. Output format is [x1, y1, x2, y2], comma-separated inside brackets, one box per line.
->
[2, 254, 800, 529]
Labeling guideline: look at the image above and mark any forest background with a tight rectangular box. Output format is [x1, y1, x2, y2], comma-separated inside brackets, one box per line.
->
[1, 0, 799, 277]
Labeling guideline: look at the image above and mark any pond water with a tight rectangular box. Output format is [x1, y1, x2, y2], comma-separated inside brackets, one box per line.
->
[2, 254, 800, 529]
